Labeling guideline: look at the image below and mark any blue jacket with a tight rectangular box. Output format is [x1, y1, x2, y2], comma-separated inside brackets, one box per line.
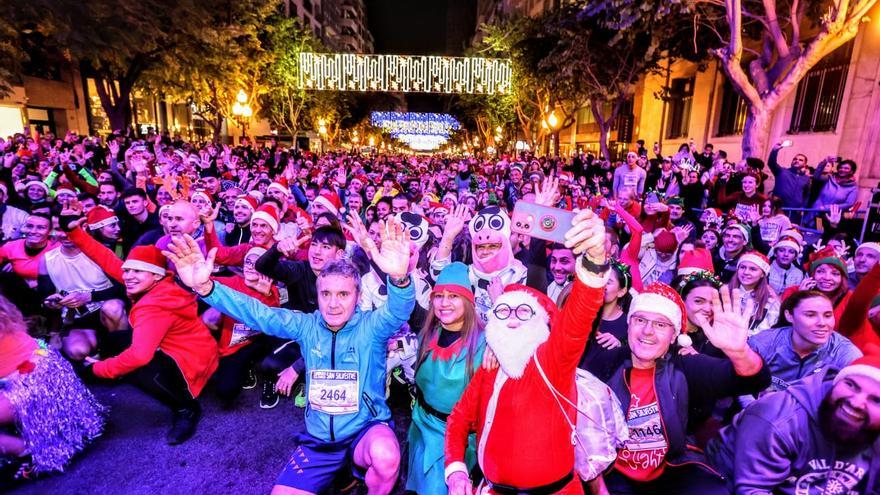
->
[707, 370, 880, 494]
[203, 277, 415, 442]
[767, 148, 811, 208]
[748, 326, 862, 392]
[811, 161, 858, 211]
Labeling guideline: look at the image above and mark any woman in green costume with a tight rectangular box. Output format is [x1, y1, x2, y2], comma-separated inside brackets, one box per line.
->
[406, 262, 485, 495]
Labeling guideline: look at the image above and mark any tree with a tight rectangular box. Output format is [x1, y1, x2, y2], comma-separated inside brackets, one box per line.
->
[567, 2, 704, 160]
[144, 0, 276, 142]
[593, 0, 878, 158]
[6, 0, 226, 132]
[706, 0, 876, 157]
[259, 17, 324, 142]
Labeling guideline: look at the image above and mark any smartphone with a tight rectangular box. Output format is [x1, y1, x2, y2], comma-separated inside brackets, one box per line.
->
[511, 201, 577, 244]
[780, 140, 793, 148]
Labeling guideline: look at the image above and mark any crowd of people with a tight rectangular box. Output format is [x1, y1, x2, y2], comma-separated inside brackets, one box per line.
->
[0, 127, 878, 495]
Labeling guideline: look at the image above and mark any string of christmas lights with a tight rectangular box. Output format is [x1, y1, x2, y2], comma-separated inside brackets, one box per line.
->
[299, 53, 512, 95]
[370, 112, 460, 138]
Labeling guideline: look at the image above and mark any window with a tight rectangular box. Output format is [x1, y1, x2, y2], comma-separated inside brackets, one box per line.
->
[788, 40, 853, 133]
[716, 77, 748, 136]
[612, 98, 634, 143]
[665, 77, 694, 139]
[576, 107, 595, 133]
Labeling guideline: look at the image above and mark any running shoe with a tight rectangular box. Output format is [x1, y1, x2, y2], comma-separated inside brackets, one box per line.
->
[167, 402, 201, 445]
[260, 380, 279, 409]
[242, 368, 257, 389]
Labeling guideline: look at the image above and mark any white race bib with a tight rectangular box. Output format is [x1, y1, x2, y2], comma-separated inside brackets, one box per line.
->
[623, 174, 638, 187]
[229, 323, 259, 347]
[308, 370, 359, 415]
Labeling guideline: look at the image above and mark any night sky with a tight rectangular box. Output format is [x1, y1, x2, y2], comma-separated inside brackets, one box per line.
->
[364, 0, 477, 112]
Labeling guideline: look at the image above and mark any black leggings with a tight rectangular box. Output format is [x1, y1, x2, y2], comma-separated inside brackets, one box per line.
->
[604, 464, 728, 495]
[258, 338, 304, 384]
[212, 335, 275, 403]
[102, 330, 196, 412]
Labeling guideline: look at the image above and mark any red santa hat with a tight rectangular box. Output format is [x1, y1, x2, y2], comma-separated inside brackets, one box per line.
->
[856, 242, 880, 256]
[313, 191, 344, 216]
[251, 203, 280, 233]
[350, 174, 369, 186]
[738, 251, 771, 275]
[778, 228, 804, 246]
[654, 230, 679, 254]
[501, 283, 558, 324]
[833, 347, 880, 387]
[190, 189, 214, 206]
[628, 282, 688, 343]
[55, 184, 77, 199]
[235, 195, 258, 212]
[245, 246, 267, 261]
[772, 238, 802, 255]
[267, 177, 290, 197]
[121, 245, 167, 276]
[677, 247, 714, 276]
[429, 202, 450, 215]
[24, 180, 49, 194]
[86, 205, 119, 231]
[702, 208, 723, 221]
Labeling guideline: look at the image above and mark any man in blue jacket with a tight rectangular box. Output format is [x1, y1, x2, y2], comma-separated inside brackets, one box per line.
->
[164, 218, 416, 495]
[707, 356, 880, 495]
[766, 142, 811, 210]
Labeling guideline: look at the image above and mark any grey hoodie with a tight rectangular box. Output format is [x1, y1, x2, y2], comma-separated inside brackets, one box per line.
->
[706, 370, 880, 494]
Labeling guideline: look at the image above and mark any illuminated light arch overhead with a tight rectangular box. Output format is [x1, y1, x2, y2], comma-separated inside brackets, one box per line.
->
[299, 53, 512, 94]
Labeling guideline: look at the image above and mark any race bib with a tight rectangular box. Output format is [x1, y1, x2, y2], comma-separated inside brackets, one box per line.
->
[229, 323, 259, 347]
[623, 174, 638, 187]
[308, 370, 359, 415]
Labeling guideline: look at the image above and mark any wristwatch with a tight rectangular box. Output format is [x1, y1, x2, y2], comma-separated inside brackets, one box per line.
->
[389, 275, 411, 287]
[581, 256, 610, 274]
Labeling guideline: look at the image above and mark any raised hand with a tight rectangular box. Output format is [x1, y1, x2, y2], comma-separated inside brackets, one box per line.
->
[534, 171, 560, 206]
[276, 234, 310, 258]
[199, 203, 221, 225]
[343, 212, 373, 251]
[692, 288, 752, 355]
[596, 331, 622, 350]
[162, 234, 216, 295]
[563, 208, 606, 262]
[107, 140, 119, 158]
[442, 204, 469, 240]
[827, 204, 842, 226]
[368, 217, 412, 279]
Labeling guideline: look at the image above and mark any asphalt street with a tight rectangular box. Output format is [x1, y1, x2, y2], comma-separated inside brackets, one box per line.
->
[6, 381, 414, 495]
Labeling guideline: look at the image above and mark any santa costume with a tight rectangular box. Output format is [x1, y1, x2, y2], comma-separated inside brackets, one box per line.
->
[445, 258, 608, 494]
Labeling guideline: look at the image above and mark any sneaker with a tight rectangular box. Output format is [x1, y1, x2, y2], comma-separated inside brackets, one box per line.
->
[293, 383, 306, 408]
[242, 368, 257, 390]
[260, 380, 279, 409]
[166, 403, 201, 445]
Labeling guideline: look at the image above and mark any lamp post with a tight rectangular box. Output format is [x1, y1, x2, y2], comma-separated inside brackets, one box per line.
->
[318, 118, 327, 154]
[231, 89, 252, 145]
[546, 110, 560, 157]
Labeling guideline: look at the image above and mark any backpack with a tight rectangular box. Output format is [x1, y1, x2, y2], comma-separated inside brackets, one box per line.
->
[533, 355, 629, 482]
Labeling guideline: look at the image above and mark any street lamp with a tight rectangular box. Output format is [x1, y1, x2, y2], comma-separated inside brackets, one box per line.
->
[231, 89, 252, 145]
[547, 110, 561, 156]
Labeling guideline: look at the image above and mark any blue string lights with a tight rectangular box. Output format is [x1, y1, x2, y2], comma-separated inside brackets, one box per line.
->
[370, 112, 461, 150]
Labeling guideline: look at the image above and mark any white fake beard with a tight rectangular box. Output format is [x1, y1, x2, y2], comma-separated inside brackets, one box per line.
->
[485, 316, 550, 379]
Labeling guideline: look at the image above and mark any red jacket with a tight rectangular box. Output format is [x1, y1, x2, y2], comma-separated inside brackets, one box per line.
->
[69, 227, 219, 397]
[204, 225, 272, 268]
[838, 264, 880, 351]
[445, 275, 604, 493]
[213, 276, 279, 357]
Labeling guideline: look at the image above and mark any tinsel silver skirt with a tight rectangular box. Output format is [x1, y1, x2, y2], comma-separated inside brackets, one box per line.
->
[2, 344, 106, 474]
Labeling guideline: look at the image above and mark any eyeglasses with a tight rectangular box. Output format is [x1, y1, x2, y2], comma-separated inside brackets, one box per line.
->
[630, 315, 674, 333]
[493, 303, 536, 321]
